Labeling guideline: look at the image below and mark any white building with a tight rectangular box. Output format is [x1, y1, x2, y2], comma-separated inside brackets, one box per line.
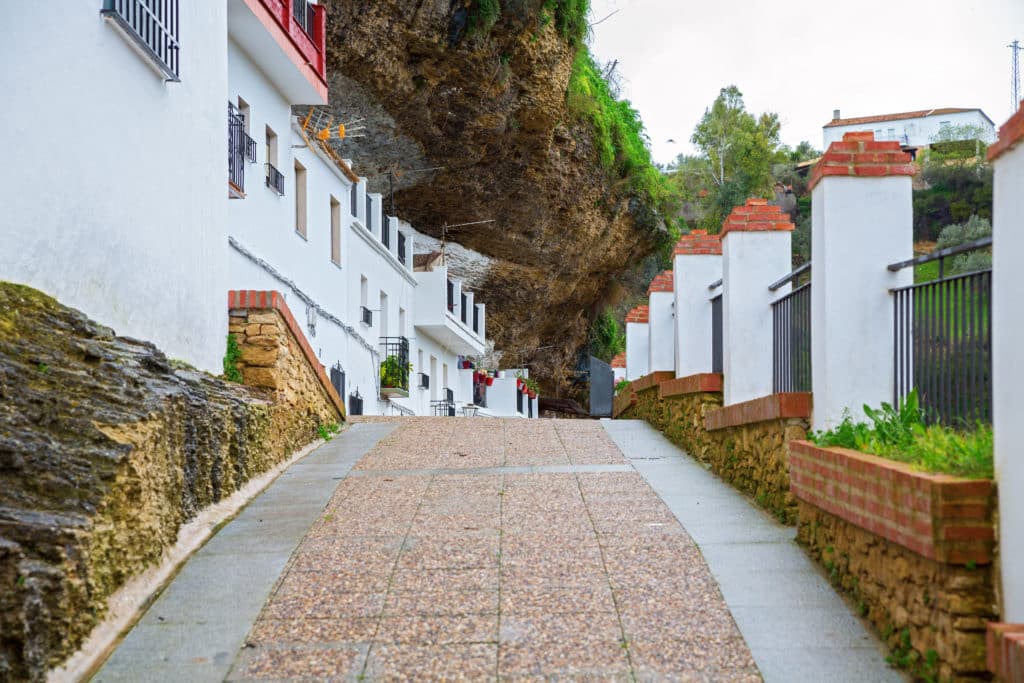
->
[823, 108, 996, 150]
[624, 305, 650, 381]
[1, 0, 520, 418]
[647, 271, 675, 374]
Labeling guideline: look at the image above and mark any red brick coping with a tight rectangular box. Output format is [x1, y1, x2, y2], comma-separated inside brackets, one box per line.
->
[704, 393, 811, 431]
[630, 371, 676, 394]
[987, 623, 1024, 680]
[789, 440, 994, 565]
[988, 101, 1024, 163]
[659, 373, 722, 398]
[228, 290, 346, 419]
[808, 131, 917, 191]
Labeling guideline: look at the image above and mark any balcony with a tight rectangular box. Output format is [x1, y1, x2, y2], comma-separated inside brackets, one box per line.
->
[228, 103, 246, 197]
[228, 0, 328, 104]
[379, 337, 410, 398]
[102, 0, 181, 82]
[414, 268, 486, 356]
[265, 163, 285, 195]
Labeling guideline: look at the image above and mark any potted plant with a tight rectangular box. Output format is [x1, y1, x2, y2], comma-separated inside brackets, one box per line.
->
[380, 354, 412, 396]
[486, 375, 495, 386]
[524, 377, 539, 399]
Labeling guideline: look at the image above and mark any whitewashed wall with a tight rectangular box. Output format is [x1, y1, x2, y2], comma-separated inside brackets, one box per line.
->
[648, 291, 675, 373]
[992, 132, 1024, 622]
[625, 322, 650, 381]
[673, 255, 722, 378]
[0, 4, 228, 372]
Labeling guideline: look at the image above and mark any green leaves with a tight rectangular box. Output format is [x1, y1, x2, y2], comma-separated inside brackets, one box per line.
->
[223, 334, 243, 383]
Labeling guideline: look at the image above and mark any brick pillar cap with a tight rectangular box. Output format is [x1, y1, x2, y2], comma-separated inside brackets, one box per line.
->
[808, 131, 916, 191]
[648, 270, 675, 294]
[720, 198, 794, 239]
[674, 230, 722, 255]
[987, 101, 1024, 163]
[625, 304, 650, 324]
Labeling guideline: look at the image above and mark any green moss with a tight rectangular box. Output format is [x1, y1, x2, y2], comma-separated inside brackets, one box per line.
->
[467, 0, 501, 36]
[223, 334, 243, 383]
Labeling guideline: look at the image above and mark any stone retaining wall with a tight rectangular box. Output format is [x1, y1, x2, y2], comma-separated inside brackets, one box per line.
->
[792, 441, 998, 681]
[617, 373, 809, 523]
[0, 284, 342, 681]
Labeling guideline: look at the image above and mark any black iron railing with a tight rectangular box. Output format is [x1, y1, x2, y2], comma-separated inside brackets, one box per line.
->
[348, 390, 363, 416]
[419, 372, 430, 390]
[379, 336, 410, 393]
[228, 103, 245, 193]
[461, 293, 468, 324]
[445, 388, 454, 403]
[243, 131, 257, 163]
[447, 280, 455, 313]
[293, 0, 316, 36]
[330, 362, 345, 398]
[432, 399, 456, 416]
[473, 305, 479, 334]
[711, 294, 723, 374]
[772, 283, 812, 393]
[891, 240, 992, 425]
[398, 232, 407, 264]
[101, 0, 180, 81]
[266, 163, 285, 195]
[360, 305, 373, 326]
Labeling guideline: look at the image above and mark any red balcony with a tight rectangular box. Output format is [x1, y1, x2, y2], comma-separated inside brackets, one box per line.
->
[230, 0, 328, 104]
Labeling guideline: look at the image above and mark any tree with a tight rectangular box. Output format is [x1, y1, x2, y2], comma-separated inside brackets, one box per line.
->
[684, 85, 783, 231]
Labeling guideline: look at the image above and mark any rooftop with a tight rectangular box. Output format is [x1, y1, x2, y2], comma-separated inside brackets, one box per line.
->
[824, 108, 993, 129]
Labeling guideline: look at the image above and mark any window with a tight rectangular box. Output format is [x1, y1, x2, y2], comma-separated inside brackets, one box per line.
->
[295, 160, 307, 237]
[265, 127, 284, 195]
[330, 196, 341, 265]
[887, 128, 896, 140]
[238, 97, 256, 162]
[101, 0, 181, 81]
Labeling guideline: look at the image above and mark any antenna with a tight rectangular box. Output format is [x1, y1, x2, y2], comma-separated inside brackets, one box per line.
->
[438, 219, 496, 265]
[1011, 40, 1023, 113]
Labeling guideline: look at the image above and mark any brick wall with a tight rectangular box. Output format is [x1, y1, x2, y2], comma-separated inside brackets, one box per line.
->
[792, 441, 998, 680]
[987, 623, 1024, 681]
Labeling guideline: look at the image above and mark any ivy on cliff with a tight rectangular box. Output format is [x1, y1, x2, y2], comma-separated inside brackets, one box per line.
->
[466, 0, 589, 46]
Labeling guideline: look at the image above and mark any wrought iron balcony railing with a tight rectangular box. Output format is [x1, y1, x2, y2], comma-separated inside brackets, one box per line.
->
[228, 103, 246, 195]
[398, 232, 407, 265]
[102, 0, 180, 81]
[266, 163, 285, 195]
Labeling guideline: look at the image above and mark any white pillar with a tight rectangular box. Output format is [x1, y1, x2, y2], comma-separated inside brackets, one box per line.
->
[673, 231, 722, 377]
[648, 271, 675, 373]
[809, 131, 915, 431]
[721, 199, 793, 406]
[990, 108, 1024, 622]
[625, 304, 650, 381]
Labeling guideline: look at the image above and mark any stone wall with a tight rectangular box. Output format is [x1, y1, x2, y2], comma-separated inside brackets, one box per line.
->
[791, 441, 998, 681]
[617, 373, 809, 523]
[0, 284, 342, 681]
[799, 505, 997, 682]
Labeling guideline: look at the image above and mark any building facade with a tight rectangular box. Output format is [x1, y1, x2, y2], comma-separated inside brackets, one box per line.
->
[823, 108, 996, 150]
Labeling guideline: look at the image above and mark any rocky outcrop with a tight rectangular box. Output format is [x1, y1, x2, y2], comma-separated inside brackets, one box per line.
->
[320, 0, 661, 389]
[0, 283, 340, 681]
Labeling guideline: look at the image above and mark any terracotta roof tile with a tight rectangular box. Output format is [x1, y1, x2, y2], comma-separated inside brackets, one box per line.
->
[808, 131, 916, 191]
[674, 229, 722, 256]
[823, 107, 989, 129]
[719, 199, 794, 239]
[987, 101, 1024, 163]
[610, 352, 626, 368]
[625, 304, 650, 324]
[648, 270, 674, 294]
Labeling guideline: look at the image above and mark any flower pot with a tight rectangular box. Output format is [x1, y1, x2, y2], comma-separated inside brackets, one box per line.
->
[528, 390, 536, 399]
[486, 377, 494, 386]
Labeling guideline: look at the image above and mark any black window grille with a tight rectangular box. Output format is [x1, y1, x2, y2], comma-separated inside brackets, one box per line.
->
[772, 284, 812, 393]
[447, 280, 455, 313]
[528, 394, 533, 418]
[101, 0, 181, 81]
[266, 163, 285, 195]
[365, 195, 375, 233]
[711, 294, 723, 374]
[890, 238, 992, 425]
[419, 372, 430, 390]
[382, 216, 391, 249]
[379, 336, 410, 393]
[473, 305, 479, 333]
[398, 232, 407, 264]
[293, 0, 316, 36]
[516, 387, 524, 414]
[330, 363, 345, 399]
[461, 293, 468, 324]
[445, 388, 454, 403]
[360, 306, 373, 326]
[350, 182, 359, 217]
[228, 103, 245, 193]
[243, 130, 257, 163]
[348, 390, 363, 416]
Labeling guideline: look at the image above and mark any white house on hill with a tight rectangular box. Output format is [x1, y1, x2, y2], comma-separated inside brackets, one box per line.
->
[823, 108, 996, 150]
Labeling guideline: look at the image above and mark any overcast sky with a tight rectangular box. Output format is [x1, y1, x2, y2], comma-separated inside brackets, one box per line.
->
[587, 0, 1024, 165]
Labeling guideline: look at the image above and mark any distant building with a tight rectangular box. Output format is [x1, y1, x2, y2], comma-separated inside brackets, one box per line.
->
[823, 108, 996, 153]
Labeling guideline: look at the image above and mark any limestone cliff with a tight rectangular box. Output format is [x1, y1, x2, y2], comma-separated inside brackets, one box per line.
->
[321, 0, 663, 389]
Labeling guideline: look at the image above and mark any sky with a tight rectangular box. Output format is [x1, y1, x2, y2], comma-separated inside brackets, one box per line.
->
[586, 0, 1024, 165]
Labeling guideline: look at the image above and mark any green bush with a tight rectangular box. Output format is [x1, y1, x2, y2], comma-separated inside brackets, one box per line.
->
[810, 390, 993, 479]
[589, 309, 625, 363]
[223, 334, 243, 383]
[935, 215, 992, 274]
[615, 378, 630, 394]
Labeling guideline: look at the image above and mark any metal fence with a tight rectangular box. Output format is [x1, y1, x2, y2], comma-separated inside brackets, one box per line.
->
[265, 163, 285, 195]
[228, 103, 245, 192]
[379, 336, 410, 393]
[770, 263, 812, 393]
[293, 0, 316, 36]
[101, 0, 180, 81]
[889, 237, 992, 424]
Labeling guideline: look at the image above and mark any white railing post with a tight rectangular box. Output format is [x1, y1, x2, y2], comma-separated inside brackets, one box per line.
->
[990, 105, 1024, 621]
[647, 270, 674, 373]
[808, 131, 915, 431]
[624, 304, 650, 381]
[720, 198, 793, 406]
[672, 230, 722, 377]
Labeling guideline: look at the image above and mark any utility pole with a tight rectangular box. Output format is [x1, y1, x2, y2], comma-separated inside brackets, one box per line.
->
[1011, 40, 1022, 113]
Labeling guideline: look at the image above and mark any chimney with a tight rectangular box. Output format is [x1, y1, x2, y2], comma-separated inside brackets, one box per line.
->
[833, 109, 841, 120]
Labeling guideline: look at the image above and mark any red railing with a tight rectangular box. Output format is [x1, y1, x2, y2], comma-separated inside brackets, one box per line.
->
[258, 0, 326, 85]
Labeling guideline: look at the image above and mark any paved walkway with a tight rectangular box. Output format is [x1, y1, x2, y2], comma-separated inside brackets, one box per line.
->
[93, 418, 900, 682]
